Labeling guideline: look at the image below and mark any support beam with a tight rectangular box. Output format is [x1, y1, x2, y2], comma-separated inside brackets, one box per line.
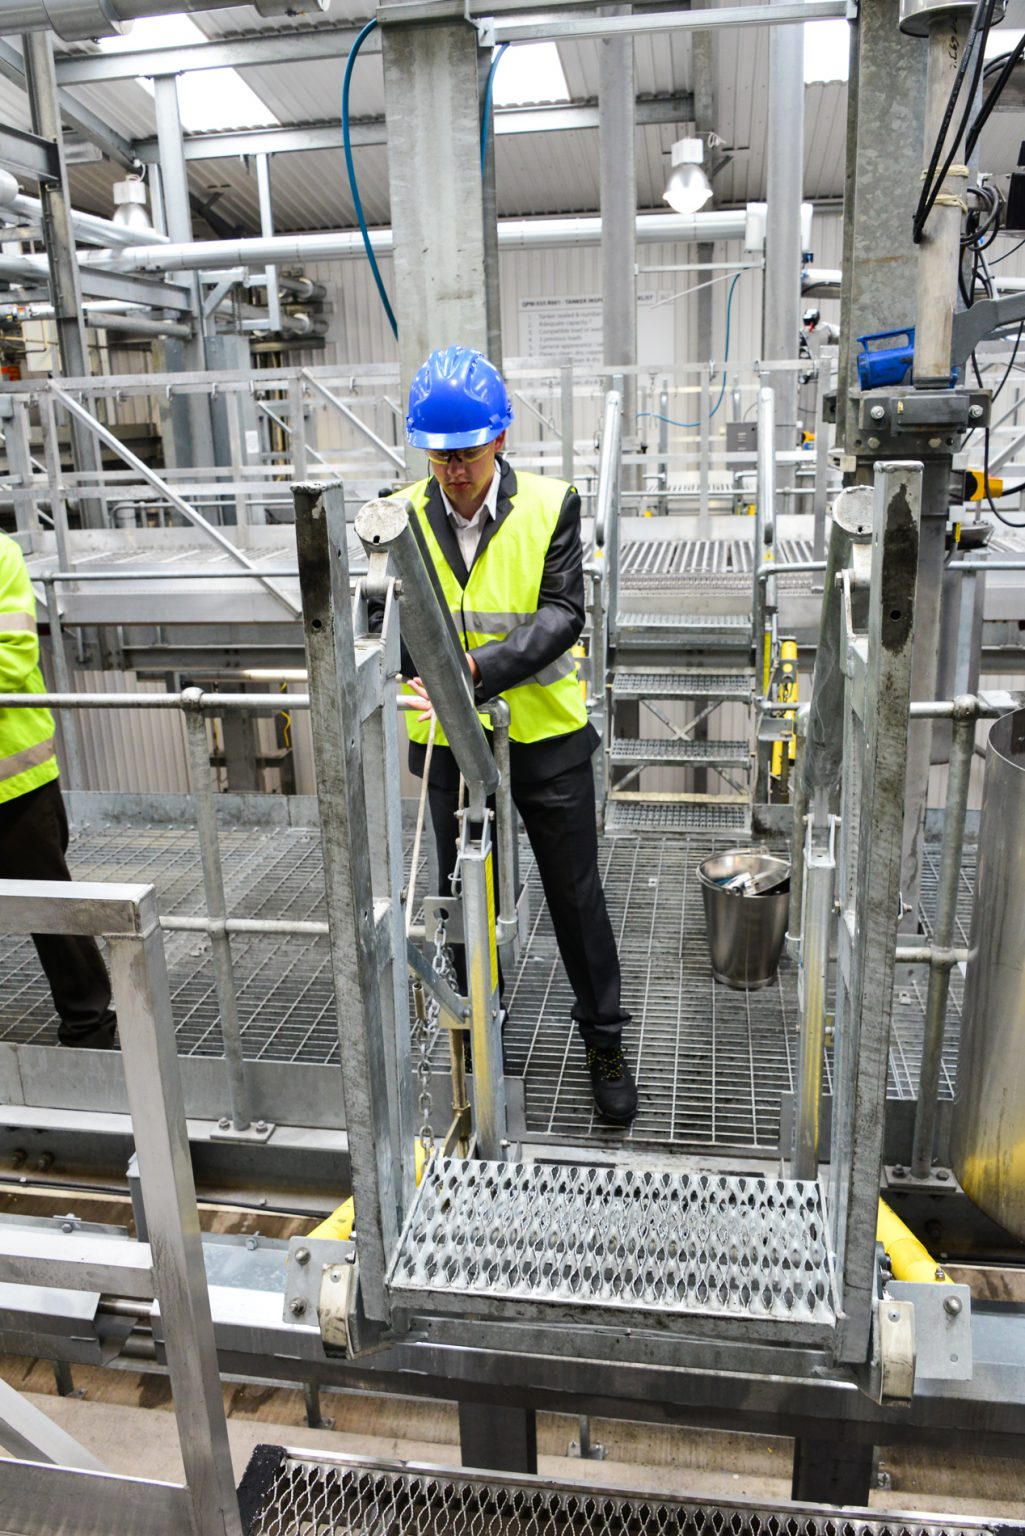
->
[55, 23, 378, 83]
[0, 38, 136, 168]
[600, 25, 637, 481]
[763, 3, 804, 456]
[131, 95, 696, 163]
[380, 11, 489, 472]
[459, 1402, 538, 1474]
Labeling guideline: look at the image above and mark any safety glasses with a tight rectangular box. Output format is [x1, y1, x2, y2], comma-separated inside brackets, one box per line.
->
[425, 443, 493, 467]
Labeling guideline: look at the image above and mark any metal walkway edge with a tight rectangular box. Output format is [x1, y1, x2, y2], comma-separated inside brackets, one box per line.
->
[387, 1159, 838, 1344]
[237, 1449, 1005, 1536]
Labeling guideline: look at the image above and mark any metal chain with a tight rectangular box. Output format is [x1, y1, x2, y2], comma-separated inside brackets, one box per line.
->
[410, 913, 455, 1157]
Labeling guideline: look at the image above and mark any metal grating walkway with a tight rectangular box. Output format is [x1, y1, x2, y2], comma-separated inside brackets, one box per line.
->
[238, 1449, 1002, 1536]
[0, 820, 973, 1153]
[388, 1158, 836, 1339]
[610, 737, 751, 765]
[613, 670, 754, 702]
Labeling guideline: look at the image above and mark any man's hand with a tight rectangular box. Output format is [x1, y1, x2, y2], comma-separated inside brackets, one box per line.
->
[409, 676, 434, 723]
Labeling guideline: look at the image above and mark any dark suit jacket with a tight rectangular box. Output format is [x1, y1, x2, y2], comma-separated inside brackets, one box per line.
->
[397, 456, 598, 788]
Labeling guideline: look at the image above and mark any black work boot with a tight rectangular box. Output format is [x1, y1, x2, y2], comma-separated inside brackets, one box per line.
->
[586, 1043, 638, 1125]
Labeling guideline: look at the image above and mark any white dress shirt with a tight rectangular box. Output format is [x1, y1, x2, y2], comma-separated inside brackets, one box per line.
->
[439, 465, 501, 571]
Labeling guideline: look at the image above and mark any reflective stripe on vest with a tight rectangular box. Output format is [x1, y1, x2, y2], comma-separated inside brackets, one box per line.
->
[398, 472, 588, 747]
[1, 610, 36, 633]
[0, 735, 55, 783]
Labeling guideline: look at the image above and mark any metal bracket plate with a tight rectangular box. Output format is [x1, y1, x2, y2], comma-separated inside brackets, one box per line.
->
[876, 1296, 915, 1404]
[210, 1118, 275, 1144]
[423, 894, 464, 945]
[283, 1235, 356, 1333]
[888, 1280, 972, 1382]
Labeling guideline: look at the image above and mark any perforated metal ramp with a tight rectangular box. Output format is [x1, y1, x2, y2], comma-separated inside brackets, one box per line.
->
[387, 1158, 837, 1343]
[610, 737, 751, 766]
[238, 1449, 1002, 1536]
[613, 670, 754, 702]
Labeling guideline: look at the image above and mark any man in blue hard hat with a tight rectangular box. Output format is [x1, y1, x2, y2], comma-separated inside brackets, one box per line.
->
[397, 345, 637, 1126]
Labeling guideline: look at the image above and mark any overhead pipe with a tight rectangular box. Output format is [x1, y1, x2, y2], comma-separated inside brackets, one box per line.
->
[0, 300, 191, 337]
[72, 207, 753, 276]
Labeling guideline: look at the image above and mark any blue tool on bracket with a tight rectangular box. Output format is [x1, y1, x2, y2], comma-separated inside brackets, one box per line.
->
[856, 329, 915, 389]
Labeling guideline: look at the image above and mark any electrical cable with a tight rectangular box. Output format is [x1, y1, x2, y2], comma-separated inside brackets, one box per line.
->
[990, 234, 1025, 264]
[966, 30, 1025, 160]
[913, 0, 999, 244]
[480, 43, 509, 175]
[636, 271, 742, 429]
[341, 17, 398, 339]
[984, 416, 1025, 526]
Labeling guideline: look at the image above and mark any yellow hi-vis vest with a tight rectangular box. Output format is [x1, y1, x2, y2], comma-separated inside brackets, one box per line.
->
[0, 531, 58, 805]
[400, 472, 588, 748]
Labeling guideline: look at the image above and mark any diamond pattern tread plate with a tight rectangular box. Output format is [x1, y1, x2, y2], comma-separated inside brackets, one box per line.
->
[238, 1450, 1000, 1536]
[387, 1158, 837, 1342]
[612, 670, 754, 702]
[610, 737, 751, 765]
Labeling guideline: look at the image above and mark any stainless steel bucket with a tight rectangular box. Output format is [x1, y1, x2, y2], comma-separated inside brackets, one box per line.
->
[951, 708, 1025, 1239]
[697, 851, 790, 990]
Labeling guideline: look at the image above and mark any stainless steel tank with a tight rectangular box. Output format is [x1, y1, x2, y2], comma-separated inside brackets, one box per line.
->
[950, 707, 1025, 1238]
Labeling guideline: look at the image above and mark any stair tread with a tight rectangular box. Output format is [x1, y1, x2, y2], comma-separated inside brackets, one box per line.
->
[610, 737, 750, 764]
[613, 669, 754, 701]
[605, 799, 751, 834]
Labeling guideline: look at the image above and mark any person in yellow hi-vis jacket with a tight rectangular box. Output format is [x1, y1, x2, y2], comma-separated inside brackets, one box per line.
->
[0, 531, 116, 1049]
[397, 347, 636, 1125]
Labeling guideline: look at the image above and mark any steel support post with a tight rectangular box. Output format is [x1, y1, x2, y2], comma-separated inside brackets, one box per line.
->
[293, 482, 406, 1324]
[288, 376, 309, 481]
[478, 50, 502, 367]
[181, 691, 252, 1132]
[483, 697, 519, 959]
[354, 575, 416, 1200]
[599, 26, 637, 490]
[697, 240, 715, 536]
[753, 386, 776, 801]
[831, 460, 922, 1364]
[560, 363, 575, 482]
[0, 396, 38, 538]
[460, 813, 508, 1159]
[255, 152, 281, 336]
[812, 362, 831, 566]
[763, 7, 804, 460]
[900, 494, 946, 927]
[792, 814, 836, 1180]
[380, 11, 489, 472]
[152, 74, 214, 473]
[912, 12, 970, 386]
[21, 30, 104, 532]
[0, 1374, 105, 1471]
[910, 704, 974, 1178]
[43, 583, 83, 791]
[458, 1402, 537, 1473]
[836, 0, 926, 454]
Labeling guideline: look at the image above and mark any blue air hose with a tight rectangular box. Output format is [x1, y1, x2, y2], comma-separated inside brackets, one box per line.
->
[637, 271, 743, 429]
[341, 17, 398, 339]
[480, 44, 509, 175]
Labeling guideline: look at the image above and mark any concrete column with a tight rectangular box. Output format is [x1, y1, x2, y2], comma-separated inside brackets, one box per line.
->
[600, 27, 637, 483]
[381, 14, 489, 476]
[762, 12, 804, 458]
[153, 74, 216, 473]
[22, 30, 104, 530]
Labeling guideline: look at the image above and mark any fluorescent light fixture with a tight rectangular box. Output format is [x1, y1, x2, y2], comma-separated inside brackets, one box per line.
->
[97, 15, 279, 132]
[491, 42, 570, 107]
[663, 138, 713, 215]
[804, 19, 849, 83]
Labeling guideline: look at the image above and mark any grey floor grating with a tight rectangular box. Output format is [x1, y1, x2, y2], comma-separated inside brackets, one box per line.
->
[0, 818, 973, 1152]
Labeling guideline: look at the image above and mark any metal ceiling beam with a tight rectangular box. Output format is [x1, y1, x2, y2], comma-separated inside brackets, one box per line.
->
[0, 38, 136, 168]
[131, 93, 693, 162]
[54, 23, 377, 84]
[479, 0, 846, 43]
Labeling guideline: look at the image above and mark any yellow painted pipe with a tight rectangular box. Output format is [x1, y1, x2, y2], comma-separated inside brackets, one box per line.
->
[308, 1140, 429, 1244]
[877, 1197, 949, 1283]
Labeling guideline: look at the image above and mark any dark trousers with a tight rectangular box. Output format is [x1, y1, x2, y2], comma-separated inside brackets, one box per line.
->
[0, 779, 117, 1048]
[428, 759, 628, 1050]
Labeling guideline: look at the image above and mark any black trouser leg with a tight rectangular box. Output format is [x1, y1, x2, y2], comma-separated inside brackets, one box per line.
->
[513, 760, 628, 1051]
[0, 780, 117, 1048]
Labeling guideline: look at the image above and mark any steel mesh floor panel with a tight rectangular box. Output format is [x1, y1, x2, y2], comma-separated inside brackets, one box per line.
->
[388, 1157, 836, 1335]
[613, 671, 754, 700]
[0, 816, 973, 1142]
[610, 738, 750, 763]
[605, 801, 750, 833]
[239, 1452, 999, 1536]
[620, 537, 817, 595]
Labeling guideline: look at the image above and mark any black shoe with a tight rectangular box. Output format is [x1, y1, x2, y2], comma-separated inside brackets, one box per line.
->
[586, 1045, 638, 1125]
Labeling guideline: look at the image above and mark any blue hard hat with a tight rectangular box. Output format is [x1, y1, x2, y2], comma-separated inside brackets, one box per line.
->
[406, 346, 513, 450]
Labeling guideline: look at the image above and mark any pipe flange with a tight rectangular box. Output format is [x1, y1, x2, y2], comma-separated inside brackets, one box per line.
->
[899, 0, 1000, 36]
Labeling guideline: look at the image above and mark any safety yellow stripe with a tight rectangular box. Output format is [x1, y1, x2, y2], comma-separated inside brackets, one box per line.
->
[0, 737, 55, 783]
[0, 609, 36, 634]
[461, 609, 532, 632]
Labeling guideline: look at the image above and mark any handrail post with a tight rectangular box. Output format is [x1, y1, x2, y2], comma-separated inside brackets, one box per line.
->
[482, 696, 519, 960]
[911, 700, 976, 1178]
[181, 688, 252, 1132]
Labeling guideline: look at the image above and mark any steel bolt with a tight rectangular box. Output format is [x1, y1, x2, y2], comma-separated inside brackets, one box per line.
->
[892, 1165, 905, 1178]
[218, 1116, 230, 1130]
[888, 1309, 900, 1323]
[867, 436, 881, 450]
[935, 1266, 947, 1281]
[944, 1294, 962, 1316]
[936, 1169, 950, 1181]
[294, 1246, 310, 1266]
[969, 404, 984, 421]
[61, 1220, 74, 1234]
[869, 405, 886, 422]
[330, 1270, 342, 1283]
[255, 1119, 267, 1133]
[289, 1297, 307, 1317]
[928, 436, 942, 449]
